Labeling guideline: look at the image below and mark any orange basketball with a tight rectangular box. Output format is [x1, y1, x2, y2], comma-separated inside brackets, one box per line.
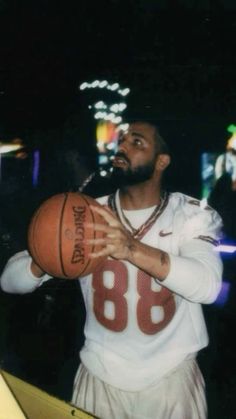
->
[28, 192, 107, 279]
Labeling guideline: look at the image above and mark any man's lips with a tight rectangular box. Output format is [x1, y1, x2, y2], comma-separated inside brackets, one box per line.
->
[113, 156, 129, 166]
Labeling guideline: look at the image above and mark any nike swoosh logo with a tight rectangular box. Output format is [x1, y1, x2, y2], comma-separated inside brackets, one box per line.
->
[159, 230, 173, 237]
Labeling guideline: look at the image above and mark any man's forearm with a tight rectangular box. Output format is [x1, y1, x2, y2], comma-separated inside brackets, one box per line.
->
[0, 251, 49, 294]
[126, 239, 170, 281]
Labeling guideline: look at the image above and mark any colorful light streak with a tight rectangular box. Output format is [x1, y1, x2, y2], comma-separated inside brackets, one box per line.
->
[215, 244, 236, 253]
[32, 150, 40, 187]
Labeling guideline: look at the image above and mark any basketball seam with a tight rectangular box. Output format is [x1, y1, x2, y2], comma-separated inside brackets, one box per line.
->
[59, 193, 69, 278]
[28, 207, 45, 272]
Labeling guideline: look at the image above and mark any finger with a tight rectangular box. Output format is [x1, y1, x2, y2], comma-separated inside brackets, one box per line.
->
[102, 204, 115, 215]
[85, 222, 118, 235]
[89, 248, 113, 258]
[86, 233, 118, 246]
[85, 238, 107, 246]
[84, 222, 111, 232]
[90, 205, 119, 225]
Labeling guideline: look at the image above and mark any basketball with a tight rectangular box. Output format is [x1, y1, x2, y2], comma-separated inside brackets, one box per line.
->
[28, 192, 107, 279]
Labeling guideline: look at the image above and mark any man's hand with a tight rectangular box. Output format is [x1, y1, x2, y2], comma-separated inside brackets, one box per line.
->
[31, 260, 46, 278]
[86, 204, 170, 281]
[86, 205, 137, 261]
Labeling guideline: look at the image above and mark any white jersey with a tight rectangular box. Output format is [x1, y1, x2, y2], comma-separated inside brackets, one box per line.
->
[0, 192, 223, 392]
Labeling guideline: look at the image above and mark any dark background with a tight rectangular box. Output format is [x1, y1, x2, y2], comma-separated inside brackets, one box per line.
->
[1, 0, 236, 195]
[0, 1, 236, 418]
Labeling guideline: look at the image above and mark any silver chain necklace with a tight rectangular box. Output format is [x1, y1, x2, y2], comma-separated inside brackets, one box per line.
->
[108, 190, 168, 239]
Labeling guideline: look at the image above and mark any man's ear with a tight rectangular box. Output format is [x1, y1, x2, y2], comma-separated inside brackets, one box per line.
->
[156, 154, 171, 172]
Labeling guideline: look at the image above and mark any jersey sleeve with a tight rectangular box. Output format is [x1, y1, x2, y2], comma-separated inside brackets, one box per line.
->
[159, 204, 223, 304]
[0, 250, 51, 294]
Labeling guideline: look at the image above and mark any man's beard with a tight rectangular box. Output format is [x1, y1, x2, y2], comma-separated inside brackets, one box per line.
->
[111, 155, 156, 188]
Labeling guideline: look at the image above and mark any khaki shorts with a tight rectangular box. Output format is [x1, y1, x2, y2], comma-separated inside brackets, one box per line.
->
[72, 359, 207, 419]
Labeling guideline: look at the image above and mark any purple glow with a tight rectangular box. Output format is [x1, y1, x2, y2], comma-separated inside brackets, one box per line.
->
[214, 281, 231, 307]
[32, 150, 40, 187]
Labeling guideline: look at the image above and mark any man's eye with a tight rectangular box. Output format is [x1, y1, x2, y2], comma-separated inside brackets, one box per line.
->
[133, 138, 142, 146]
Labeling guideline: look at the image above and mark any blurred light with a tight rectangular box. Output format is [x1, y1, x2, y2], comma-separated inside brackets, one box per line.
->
[215, 244, 236, 253]
[95, 101, 107, 109]
[214, 281, 231, 307]
[110, 104, 119, 113]
[32, 150, 40, 187]
[0, 143, 23, 154]
[227, 134, 236, 151]
[118, 103, 127, 111]
[104, 113, 115, 121]
[79, 82, 88, 90]
[117, 123, 129, 132]
[96, 121, 118, 152]
[98, 155, 109, 165]
[227, 123, 236, 134]
[112, 116, 122, 124]
[79, 79, 131, 166]
[110, 103, 127, 113]
[100, 170, 108, 177]
[110, 83, 119, 91]
[97, 141, 105, 150]
[79, 80, 130, 97]
[15, 151, 28, 159]
[91, 80, 99, 88]
[99, 80, 108, 88]
[118, 88, 130, 96]
[106, 142, 116, 150]
[94, 111, 107, 119]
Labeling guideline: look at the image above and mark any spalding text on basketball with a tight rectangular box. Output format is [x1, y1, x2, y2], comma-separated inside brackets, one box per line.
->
[71, 206, 86, 264]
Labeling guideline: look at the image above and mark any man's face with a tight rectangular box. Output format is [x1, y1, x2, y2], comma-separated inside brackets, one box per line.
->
[111, 122, 158, 186]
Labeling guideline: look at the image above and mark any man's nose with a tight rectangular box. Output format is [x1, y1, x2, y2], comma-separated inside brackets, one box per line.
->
[118, 139, 129, 154]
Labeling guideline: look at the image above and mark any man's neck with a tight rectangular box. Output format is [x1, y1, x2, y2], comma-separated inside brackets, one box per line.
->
[119, 183, 162, 210]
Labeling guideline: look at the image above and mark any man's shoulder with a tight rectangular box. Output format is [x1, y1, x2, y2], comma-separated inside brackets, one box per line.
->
[169, 192, 212, 211]
[169, 192, 222, 227]
[169, 192, 223, 237]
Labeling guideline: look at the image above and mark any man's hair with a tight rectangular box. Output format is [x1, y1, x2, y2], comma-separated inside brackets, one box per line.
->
[124, 117, 170, 156]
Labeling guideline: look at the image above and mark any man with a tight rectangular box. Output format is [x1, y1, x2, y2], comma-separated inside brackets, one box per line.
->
[210, 133, 236, 241]
[214, 134, 236, 191]
[0, 120, 223, 419]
